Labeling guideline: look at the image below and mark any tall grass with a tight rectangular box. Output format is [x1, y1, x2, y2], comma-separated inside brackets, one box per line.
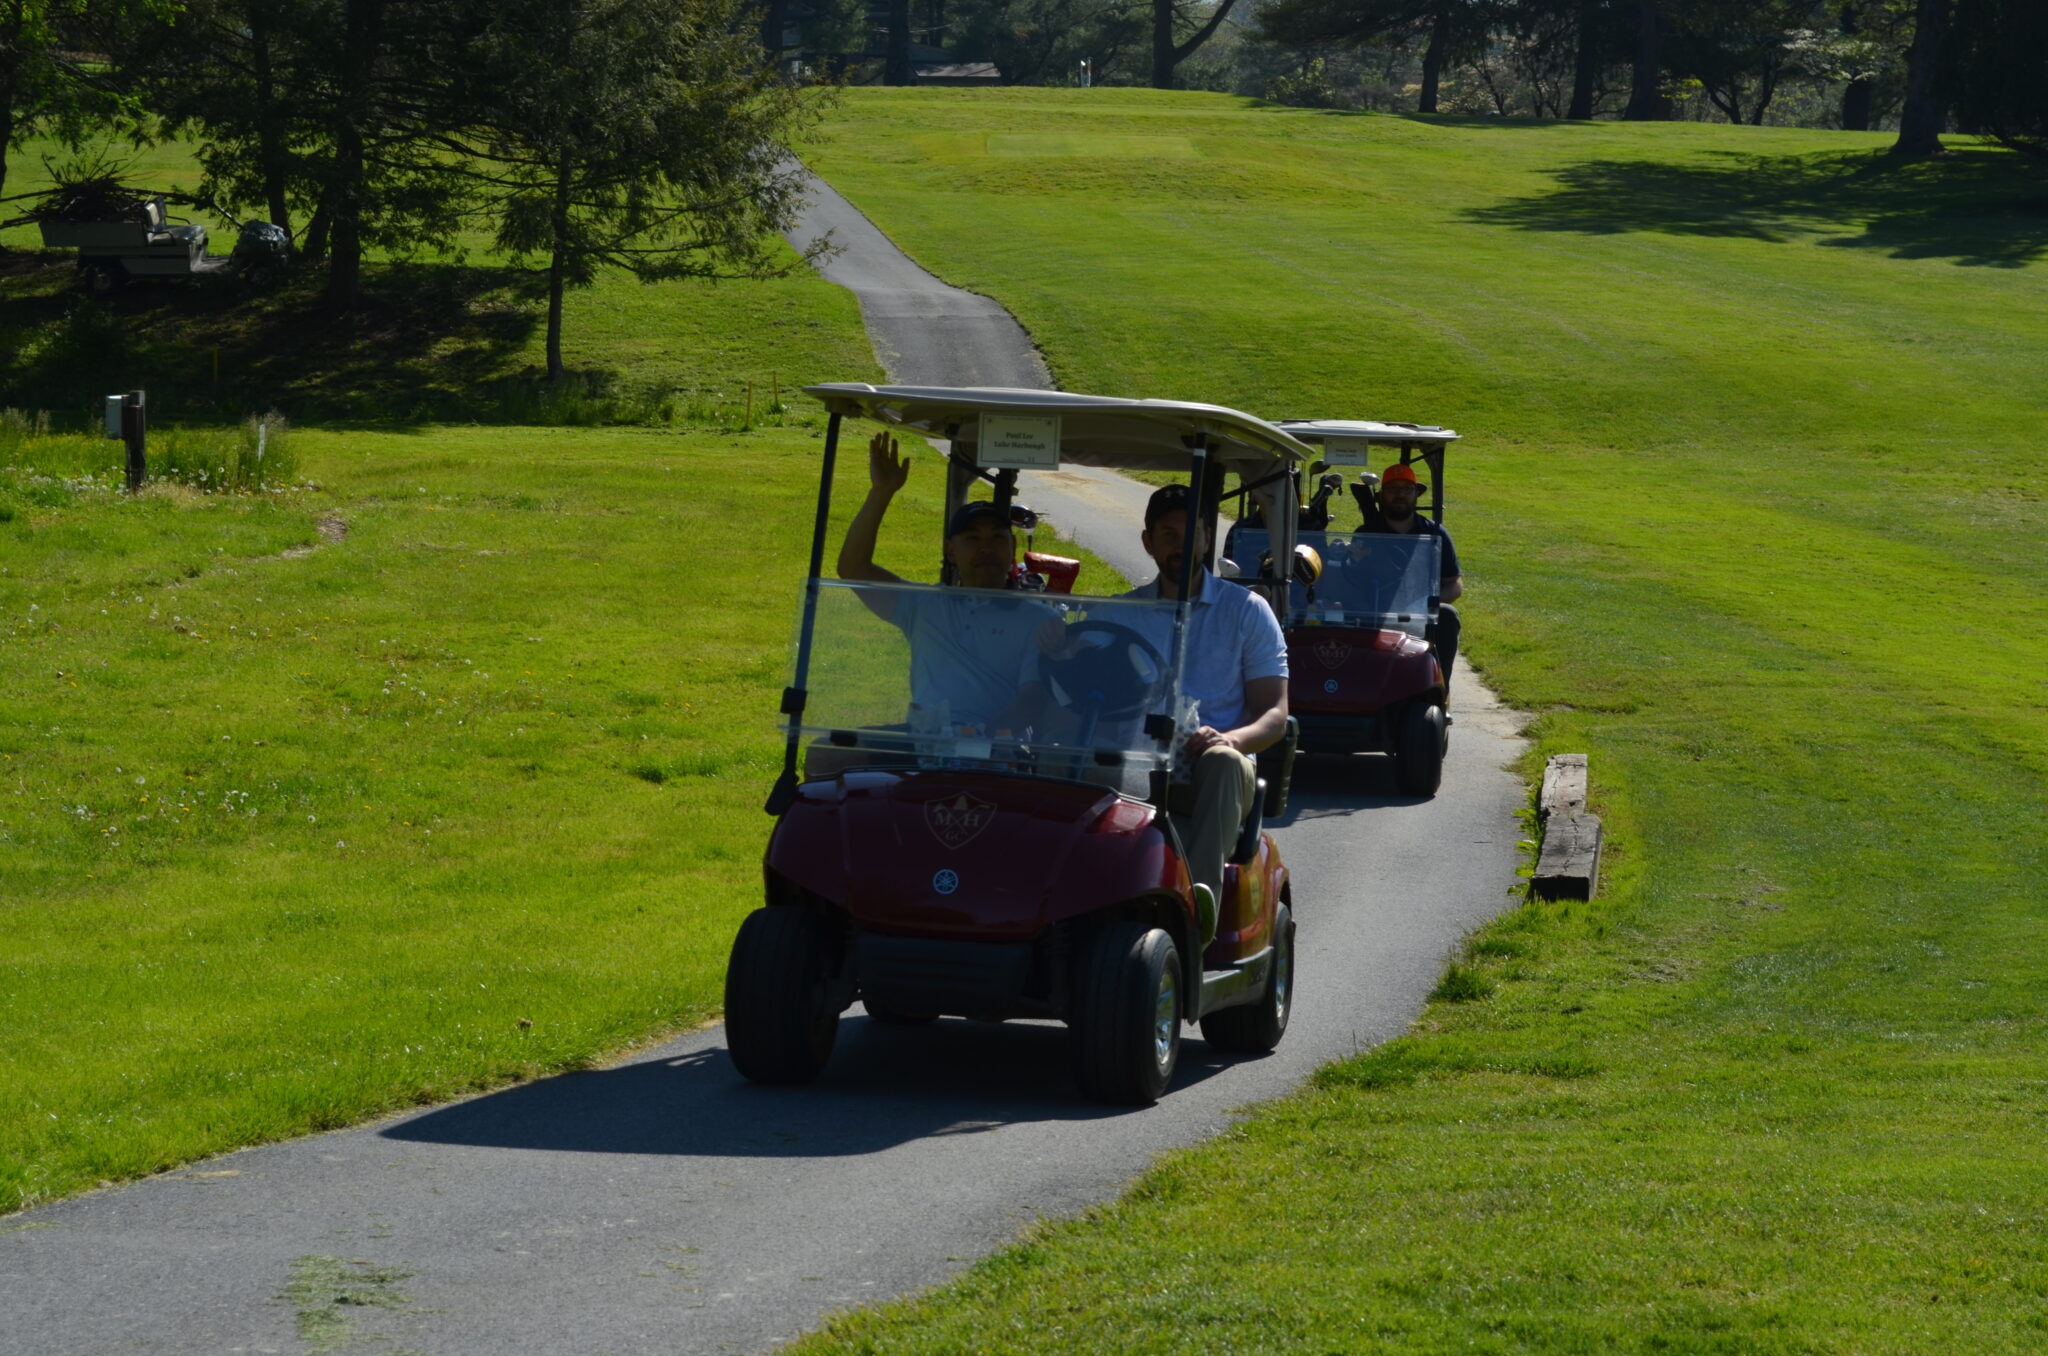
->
[0, 409, 299, 492]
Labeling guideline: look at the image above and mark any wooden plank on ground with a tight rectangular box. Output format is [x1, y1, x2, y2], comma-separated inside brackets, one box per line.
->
[1533, 811, 1602, 901]
[1539, 754, 1588, 821]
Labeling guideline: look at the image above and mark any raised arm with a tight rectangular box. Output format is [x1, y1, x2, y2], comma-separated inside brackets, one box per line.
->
[837, 432, 912, 585]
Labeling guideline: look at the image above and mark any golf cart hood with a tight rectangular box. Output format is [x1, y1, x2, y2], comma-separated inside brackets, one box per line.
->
[765, 770, 1186, 941]
[807, 384, 1317, 479]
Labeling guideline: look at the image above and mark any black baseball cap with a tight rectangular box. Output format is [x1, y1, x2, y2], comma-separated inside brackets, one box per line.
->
[946, 500, 1012, 537]
[1144, 483, 1193, 531]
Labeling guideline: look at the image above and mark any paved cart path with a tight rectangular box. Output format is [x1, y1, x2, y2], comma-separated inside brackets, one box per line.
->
[0, 174, 1528, 1356]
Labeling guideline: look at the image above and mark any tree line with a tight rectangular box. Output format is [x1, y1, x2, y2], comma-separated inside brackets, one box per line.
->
[871, 0, 2041, 156]
[3, 0, 819, 377]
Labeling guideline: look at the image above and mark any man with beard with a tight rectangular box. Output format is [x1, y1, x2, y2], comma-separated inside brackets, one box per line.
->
[1121, 483, 1289, 945]
[1367, 461, 1463, 692]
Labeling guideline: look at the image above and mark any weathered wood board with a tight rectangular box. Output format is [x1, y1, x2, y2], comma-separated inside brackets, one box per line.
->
[1539, 753, 1588, 821]
[1533, 810, 1602, 901]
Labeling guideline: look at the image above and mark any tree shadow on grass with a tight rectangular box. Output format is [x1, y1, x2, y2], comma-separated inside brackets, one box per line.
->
[1464, 146, 2048, 267]
[0, 251, 654, 428]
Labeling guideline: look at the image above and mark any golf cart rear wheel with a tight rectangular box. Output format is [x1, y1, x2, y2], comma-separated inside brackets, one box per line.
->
[724, 906, 841, 1084]
[1071, 921, 1182, 1105]
[1201, 903, 1294, 1053]
[1393, 700, 1446, 798]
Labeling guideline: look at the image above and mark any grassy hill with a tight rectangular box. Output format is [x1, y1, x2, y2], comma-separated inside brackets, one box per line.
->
[777, 90, 2048, 1353]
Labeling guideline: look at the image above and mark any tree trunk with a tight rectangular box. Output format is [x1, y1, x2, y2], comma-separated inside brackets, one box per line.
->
[0, 92, 13, 211]
[886, 0, 914, 84]
[1893, 0, 1951, 156]
[546, 148, 572, 383]
[250, 4, 292, 237]
[1152, 0, 1175, 89]
[325, 0, 384, 317]
[759, 0, 787, 63]
[1625, 0, 1663, 121]
[1567, 5, 1598, 120]
[300, 193, 331, 263]
[1419, 8, 1450, 113]
[1842, 78, 1873, 132]
[1750, 65, 1776, 125]
[0, 39, 19, 210]
[1839, 3, 1872, 131]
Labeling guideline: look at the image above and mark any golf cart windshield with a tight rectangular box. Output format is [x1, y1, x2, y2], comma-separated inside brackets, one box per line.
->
[791, 580, 1188, 783]
[1232, 528, 1440, 634]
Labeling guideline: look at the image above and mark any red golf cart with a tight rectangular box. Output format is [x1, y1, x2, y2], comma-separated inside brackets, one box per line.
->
[726, 385, 1312, 1104]
[1235, 420, 1460, 796]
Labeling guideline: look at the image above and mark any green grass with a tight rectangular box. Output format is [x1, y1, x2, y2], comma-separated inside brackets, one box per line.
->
[773, 89, 2048, 1352]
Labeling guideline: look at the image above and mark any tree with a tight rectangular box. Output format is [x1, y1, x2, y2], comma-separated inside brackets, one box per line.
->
[1, 0, 162, 208]
[446, 0, 823, 381]
[1892, 0, 1950, 154]
[1150, 0, 1246, 89]
[1664, 0, 1823, 125]
[1624, 0, 1665, 118]
[1256, 0, 1494, 112]
[119, 0, 321, 241]
[1945, 0, 2047, 158]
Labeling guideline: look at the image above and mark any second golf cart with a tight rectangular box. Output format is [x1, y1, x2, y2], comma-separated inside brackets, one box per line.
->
[1230, 420, 1460, 796]
[726, 385, 1311, 1104]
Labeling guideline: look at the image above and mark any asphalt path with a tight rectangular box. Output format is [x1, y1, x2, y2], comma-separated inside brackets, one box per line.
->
[0, 174, 1529, 1356]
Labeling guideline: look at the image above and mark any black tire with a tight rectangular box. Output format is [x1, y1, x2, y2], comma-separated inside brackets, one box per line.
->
[1392, 700, 1446, 797]
[1071, 921, 1183, 1105]
[724, 906, 841, 1084]
[1200, 902, 1294, 1053]
[863, 1000, 937, 1026]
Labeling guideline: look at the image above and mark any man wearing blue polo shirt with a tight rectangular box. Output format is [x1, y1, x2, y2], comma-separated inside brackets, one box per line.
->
[1123, 484, 1289, 942]
[837, 432, 1052, 734]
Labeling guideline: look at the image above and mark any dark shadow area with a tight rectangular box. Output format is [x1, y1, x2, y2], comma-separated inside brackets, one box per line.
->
[0, 250, 672, 428]
[1242, 103, 1579, 132]
[1271, 751, 1428, 826]
[1465, 146, 2048, 267]
[384, 1012, 1240, 1158]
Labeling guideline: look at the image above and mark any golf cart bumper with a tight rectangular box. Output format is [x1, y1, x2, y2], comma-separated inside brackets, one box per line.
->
[1292, 710, 1394, 754]
[852, 931, 1054, 1020]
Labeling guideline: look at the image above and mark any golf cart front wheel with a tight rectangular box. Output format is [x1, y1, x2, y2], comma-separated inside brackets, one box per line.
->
[1201, 902, 1294, 1053]
[1071, 921, 1182, 1105]
[724, 906, 841, 1084]
[1392, 701, 1446, 797]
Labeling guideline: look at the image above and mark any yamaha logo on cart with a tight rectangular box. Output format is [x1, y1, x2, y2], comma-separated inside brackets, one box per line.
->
[925, 792, 995, 849]
[933, 869, 960, 895]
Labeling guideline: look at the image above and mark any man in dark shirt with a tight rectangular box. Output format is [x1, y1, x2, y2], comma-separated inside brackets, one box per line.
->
[1370, 462, 1463, 692]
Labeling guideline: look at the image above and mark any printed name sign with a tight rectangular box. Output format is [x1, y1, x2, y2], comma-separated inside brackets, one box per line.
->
[976, 414, 1061, 470]
[1320, 436, 1374, 467]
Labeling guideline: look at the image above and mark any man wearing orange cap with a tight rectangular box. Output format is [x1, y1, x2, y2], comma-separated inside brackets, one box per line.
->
[1371, 462, 1463, 691]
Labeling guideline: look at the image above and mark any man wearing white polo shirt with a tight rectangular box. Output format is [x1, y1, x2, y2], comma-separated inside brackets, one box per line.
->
[1123, 484, 1290, 943]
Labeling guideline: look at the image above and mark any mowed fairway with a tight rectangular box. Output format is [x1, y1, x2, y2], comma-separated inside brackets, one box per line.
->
[783, 92, 2048, 1350]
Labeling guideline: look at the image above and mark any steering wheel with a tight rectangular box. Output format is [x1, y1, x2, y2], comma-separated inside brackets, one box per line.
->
[1037, 621, 1166, 724]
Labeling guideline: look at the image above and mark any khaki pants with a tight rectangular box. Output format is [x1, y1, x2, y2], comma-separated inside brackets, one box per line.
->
[1169, 746, 1258, 900]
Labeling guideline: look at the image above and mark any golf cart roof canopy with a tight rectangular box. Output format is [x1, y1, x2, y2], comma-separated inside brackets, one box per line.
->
[806, 384, 1316, 476]
[1276, 419, 1460, 446]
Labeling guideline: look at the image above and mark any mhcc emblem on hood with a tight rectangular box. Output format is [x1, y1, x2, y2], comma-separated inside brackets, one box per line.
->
[1313, 638, 1350, 671]
[925, 792, 996, 850]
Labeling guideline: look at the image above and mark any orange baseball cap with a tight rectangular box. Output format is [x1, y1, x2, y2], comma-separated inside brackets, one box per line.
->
[1380, 463, 1422, 488]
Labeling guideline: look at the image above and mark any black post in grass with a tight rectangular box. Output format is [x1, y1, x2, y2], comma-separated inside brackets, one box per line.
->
[122, 391, 147, 492]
